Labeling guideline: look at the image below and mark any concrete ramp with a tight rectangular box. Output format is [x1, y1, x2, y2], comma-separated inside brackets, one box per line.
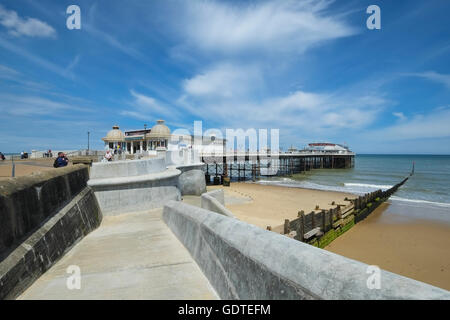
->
[18, 209, 218, 300]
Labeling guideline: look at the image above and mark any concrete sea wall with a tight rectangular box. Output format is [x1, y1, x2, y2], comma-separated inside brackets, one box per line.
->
[201, 189, 235, 218]
[163, 201, 450, 300]
[0, 166, 102, 299]
[90, 157, 166, 179]
[0, 165, 89, 257]
[88, 157, 182, 215]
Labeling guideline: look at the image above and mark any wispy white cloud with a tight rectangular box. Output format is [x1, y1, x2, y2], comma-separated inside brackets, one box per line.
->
[183, 63, 262, 98]
[364, 107, 450, 141]
[0, 64, 50, 90]
[174, 0, 356, 54]
[0, 37, 72, 79]
[0, 93, 93, 117]
[66, 54, 81, 73]
[0, 63, 20, 79]
[405, 71, 450, 89]
[121, 90, 181, 121]
[83, 23, 144, 61]
[178, 64, 387, 133]
[0, 4, 56, 38]
[393, 112, 406, 121]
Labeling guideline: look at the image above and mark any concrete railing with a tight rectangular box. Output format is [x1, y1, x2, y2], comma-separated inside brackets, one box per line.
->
[201, 189, 235, 218]
[88, 157, 181, 215]
[0, 165, 102, 299]
[89, 157, 166, 179]
[162, 201, 450, 300]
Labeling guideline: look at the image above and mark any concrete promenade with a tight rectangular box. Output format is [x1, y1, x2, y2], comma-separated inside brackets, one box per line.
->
[18, 208, 218, 300]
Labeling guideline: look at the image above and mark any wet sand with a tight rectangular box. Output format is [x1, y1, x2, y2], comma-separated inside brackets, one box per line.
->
[211, 182, 450, 291]
[325, 202, 450, 291]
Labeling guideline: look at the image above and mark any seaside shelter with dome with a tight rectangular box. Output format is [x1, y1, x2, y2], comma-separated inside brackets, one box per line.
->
[101, 125, 126, 152]
[102, 120, 172, 155]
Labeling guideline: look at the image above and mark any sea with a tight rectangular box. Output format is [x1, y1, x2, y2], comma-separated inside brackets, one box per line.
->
[254, 154, 450, 224]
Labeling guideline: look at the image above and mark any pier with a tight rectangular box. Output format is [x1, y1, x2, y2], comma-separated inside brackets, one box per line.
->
[202, 151, 355, 184]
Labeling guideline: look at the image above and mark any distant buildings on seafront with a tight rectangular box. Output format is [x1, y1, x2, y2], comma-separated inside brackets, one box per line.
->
[102, 119, 225, 156]
[102, 119, 353, 157]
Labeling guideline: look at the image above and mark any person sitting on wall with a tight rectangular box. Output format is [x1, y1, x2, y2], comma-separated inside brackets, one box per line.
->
[0, 152, 5, 161]
[104, 150, 113, 161]
[54, 152, 69, 168]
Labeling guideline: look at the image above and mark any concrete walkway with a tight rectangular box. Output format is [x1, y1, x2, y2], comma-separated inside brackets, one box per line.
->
[18, 208, 218, 300]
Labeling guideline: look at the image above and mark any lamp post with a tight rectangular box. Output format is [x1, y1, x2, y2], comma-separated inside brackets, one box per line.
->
[144, 124, 147, 151]
[87, 131, 90, 151]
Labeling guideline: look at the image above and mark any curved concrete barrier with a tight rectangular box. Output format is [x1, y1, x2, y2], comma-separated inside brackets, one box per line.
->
[88, 158, 182, 215]
[89, 157, 166, 179]
[163, 201, 450, 300]
[201, 189, 235, 218]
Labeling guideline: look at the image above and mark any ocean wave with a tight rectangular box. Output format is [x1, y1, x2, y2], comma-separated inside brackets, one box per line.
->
[254, 179, 450, 208]
[344, 183, 393, 190]
[254, 178, 450, 207]
[255, 179, 355, 194]
[390, 196, 450, 208]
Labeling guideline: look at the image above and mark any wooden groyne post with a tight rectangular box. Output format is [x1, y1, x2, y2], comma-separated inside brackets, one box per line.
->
[284, 172, 413, 248]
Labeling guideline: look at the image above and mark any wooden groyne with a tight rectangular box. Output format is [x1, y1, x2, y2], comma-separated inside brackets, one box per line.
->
[275, 174, 412, 248]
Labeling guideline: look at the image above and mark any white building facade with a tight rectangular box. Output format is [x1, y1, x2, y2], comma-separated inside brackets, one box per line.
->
[102, 120, 226, 157]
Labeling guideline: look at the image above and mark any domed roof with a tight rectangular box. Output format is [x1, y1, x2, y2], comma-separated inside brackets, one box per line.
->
[102, 125, 125, 142]
[149, 120, 171, 138]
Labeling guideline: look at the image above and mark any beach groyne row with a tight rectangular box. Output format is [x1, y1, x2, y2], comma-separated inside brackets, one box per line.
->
[0, 165, 102, 299]
[162, 200, 450, 299]
[280, 176, 411, 248]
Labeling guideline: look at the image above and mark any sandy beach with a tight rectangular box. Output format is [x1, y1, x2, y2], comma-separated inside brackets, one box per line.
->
[212, 182, 450, 291]
[208, 183, 354, 230]
[325, 202, 450, 291]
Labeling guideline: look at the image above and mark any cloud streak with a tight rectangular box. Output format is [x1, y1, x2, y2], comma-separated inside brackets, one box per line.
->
[178, 63, 387, 134]
[121, 90, 182, 121]
[362, 108, 450, 142]
[174, 0, 356, 55]
[0, 37, 73, 79]
[409, 71, 450, 89]
[0, 4, 56, 38]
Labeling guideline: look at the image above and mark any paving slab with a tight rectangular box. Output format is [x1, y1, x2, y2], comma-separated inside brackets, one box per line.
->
[18, 208, 218, 300]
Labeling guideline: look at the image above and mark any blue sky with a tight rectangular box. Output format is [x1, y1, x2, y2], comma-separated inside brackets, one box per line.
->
[0, 0, 449, 154]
